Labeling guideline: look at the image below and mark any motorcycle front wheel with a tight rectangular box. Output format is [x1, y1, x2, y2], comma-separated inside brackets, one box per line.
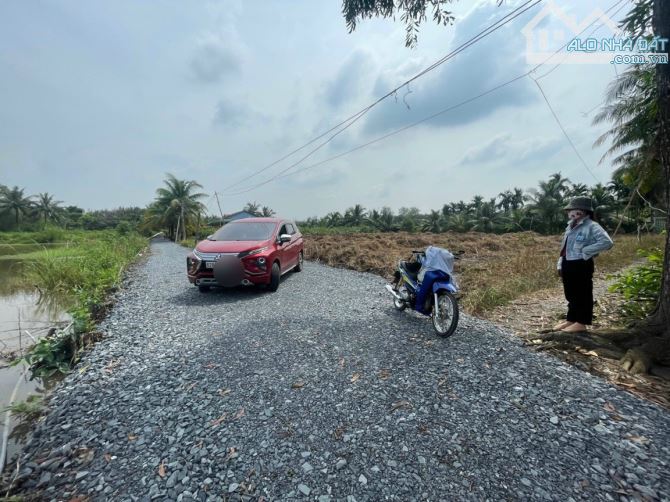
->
[394, 285, 408, 311]
[432, 291, 459, 337]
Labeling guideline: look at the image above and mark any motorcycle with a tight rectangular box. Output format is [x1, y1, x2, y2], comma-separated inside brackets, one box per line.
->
[385, 246, 461, 337]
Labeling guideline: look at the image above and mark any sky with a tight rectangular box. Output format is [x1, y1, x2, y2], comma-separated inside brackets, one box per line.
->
[0, 0, 631, 219]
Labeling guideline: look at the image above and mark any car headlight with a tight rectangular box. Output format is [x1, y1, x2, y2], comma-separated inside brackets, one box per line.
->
[248, 246, 269, 256]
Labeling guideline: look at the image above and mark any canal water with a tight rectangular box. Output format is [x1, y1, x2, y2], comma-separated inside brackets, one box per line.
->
[0, 244, 70, 471]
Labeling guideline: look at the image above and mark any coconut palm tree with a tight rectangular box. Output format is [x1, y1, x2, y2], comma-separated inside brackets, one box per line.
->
[525, 173, 570, 234]
[589, 183, 617, 224]
[421, 210, 442, 233]
[344, 204, 367, 226]
[0, 186, 33, 230]
[567, 183, 589, 197]
[593, 63, 659, 194]
[35, 192, 64, 227]
[323, 211, 343, 227]
[149, 174, 207, 241]
[469, 200, 505, 233]
[470, 195, 484, 214]
[497, 190, 514, 213]
[511, 188, 525, 210]
[367, 207, 397, 232]
[260, 206, 276, 217]
[444, 213, 470, 233]
[243, 202, 261, 216]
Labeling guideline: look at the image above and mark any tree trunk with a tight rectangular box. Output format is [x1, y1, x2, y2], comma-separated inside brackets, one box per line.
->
[648, 0, 670, 334]
[181, 206, 186, 242]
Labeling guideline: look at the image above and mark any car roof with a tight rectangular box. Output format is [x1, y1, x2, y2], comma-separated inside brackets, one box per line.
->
[231, 217, 283, 223]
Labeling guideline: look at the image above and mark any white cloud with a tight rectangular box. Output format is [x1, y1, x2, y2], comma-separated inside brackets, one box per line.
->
[458, 133, 563, 165]
[189, 32, 242, 83]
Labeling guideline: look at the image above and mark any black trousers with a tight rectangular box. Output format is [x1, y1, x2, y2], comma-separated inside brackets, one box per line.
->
[561, 257, 594, 325]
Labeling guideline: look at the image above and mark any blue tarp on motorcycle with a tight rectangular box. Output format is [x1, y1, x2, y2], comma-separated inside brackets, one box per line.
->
[415, 246, 455, 313]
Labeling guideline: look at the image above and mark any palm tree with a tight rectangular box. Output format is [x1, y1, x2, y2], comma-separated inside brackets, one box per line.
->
[454, 200, 468, 214]
[35, 192, 63, 227]
[504, 208, 532, 232]
[444, 213, 470, 233]
[323, 211, 343, 227]
[421, 210, 442, 233]
[149, 174, 207, 241]
[470, 195, 484, 214]
[469, 201, 505, 233]
[367, 207, 397, 232]
[440, 204, 451, 219]
[243, 202, 261, 216]
[567, 183, 589, 197]
[0, 186, 33, 230]
[593, 63, 659, 195]
[525, 173, 571, 234]
[497, 190, 514, 213]
[260, 206, 276, 217]
[344, 204, 367, 226]
[511, 188, 525, 210]
[589, 183, 617, 226]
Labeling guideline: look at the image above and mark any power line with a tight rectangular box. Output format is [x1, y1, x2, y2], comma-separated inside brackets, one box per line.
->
[529, 73, 600, 183]
[222, 0, 543, 193]
[534, 0, 630, 81]
[225, 0, 628, 196]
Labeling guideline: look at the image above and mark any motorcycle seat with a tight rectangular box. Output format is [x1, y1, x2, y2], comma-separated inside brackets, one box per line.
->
[400, 261, 421, 281]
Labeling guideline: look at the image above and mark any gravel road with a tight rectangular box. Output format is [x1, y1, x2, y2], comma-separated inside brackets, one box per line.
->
[10, 241, 670, 501]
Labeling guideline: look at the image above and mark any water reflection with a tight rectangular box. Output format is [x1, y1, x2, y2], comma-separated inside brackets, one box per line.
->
[0, 243, 71, 470]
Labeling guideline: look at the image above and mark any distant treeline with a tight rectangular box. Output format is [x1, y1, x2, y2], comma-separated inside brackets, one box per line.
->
[1, 169, 665, 238]
[297, 172, 666, 235]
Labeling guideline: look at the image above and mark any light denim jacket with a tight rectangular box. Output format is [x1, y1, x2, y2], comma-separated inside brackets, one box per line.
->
[556, 217, 613, 270]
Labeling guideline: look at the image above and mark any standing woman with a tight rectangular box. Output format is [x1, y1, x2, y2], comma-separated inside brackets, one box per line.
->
[554, 197, 614, 333]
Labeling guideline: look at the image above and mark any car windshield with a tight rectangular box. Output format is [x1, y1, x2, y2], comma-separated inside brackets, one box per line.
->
[211, 222, 276, 241]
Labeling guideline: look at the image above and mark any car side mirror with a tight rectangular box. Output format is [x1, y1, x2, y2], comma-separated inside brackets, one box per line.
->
[279, 234, 291, 243]
[207, 235, 215, 241]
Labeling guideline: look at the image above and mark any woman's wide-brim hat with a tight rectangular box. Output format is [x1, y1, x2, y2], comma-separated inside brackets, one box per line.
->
[564, 196, 594, 212]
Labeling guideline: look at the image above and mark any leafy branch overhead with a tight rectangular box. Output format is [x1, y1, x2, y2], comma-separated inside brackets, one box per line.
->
[341, 0, 506, 47]
[342, 0, 456, 47]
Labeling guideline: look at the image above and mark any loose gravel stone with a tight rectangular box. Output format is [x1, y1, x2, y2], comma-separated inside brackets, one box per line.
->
[7, 241, 670, 501]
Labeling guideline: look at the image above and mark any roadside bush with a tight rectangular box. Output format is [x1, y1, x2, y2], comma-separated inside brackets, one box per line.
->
[116, 220, 132, 235]
[609, 247, 664, 319]
[34, 226, 66, 243]
[20, 232, 146, 376]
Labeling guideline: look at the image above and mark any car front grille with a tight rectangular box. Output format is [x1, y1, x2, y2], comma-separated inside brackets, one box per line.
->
[194, 250, 239, 261]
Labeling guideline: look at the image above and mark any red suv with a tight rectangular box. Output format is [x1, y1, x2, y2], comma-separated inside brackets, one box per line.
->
[186, 218, 304, 292]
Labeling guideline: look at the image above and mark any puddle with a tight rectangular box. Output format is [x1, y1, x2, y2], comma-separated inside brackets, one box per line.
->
[0, 250, 70, 471]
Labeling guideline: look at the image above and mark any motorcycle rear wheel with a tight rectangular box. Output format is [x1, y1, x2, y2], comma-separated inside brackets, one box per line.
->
[432, 291, 459, 337]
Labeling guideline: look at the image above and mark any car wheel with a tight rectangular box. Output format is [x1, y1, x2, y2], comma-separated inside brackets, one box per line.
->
[295, 251, 304, 272]
[268, 262, 281, 292]
[198, 285, 210, 293]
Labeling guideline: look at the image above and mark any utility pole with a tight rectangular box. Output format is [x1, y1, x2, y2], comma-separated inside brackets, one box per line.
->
[214, 191, 224, 225]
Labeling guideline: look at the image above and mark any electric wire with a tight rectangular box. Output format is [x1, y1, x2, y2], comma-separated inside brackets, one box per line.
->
[529, 74, 601, 183]
[225, 0, 628, 196]
[222, 0, 543, 192]
[534, 0, 630, 81]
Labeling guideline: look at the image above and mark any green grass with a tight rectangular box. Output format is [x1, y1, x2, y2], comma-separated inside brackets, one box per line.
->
[12, 230, 148, 377]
